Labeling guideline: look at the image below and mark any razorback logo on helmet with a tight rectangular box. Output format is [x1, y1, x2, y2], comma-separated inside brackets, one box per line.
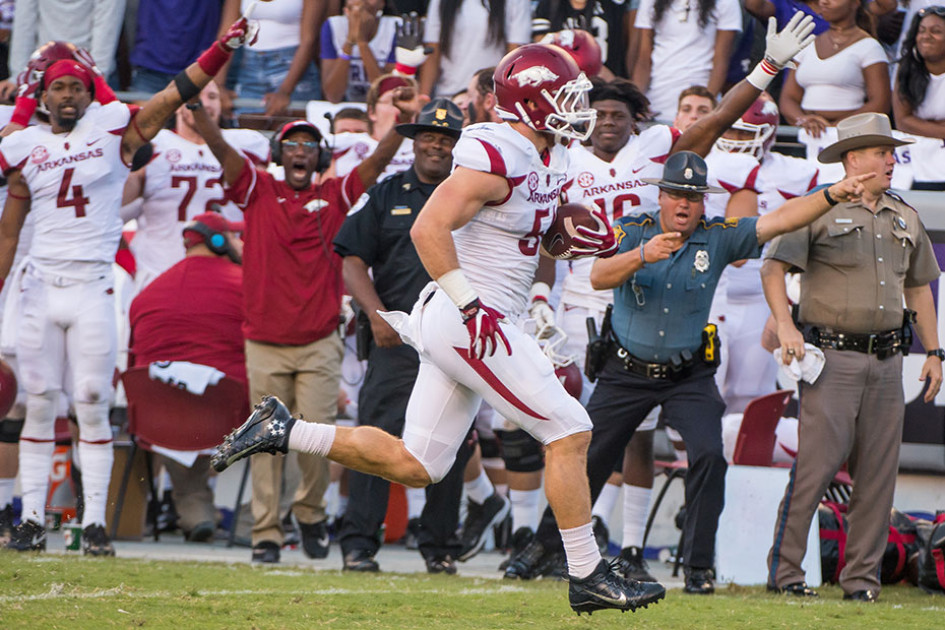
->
[31, 146, 49, 164]
[512, 66, 559, 88]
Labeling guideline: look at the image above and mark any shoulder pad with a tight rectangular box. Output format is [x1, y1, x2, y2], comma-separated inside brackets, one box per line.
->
[453, 123, 532, 178]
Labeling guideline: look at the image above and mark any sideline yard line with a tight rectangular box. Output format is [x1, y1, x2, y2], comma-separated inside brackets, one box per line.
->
[0, 583, 531, 605]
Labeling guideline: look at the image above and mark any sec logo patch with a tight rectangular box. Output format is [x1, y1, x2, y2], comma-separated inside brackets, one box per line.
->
[527, 171, 539, 191]
[577, 171, 594, 188]
[166, 149, 182, 163]
[30, 146, 49, 164]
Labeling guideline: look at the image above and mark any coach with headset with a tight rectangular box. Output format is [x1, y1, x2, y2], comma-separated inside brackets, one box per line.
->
[128, 212, 246, 542]
[190, 91, 422, 563]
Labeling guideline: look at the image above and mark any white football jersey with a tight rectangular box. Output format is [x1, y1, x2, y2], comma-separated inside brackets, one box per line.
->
[703, 148, 761, 219]
[0, 101, 131, 274]
[723, 152, 819, 301]
[450, 123, 570, 317]
[130, 128, 269, 288]
[330, 131, 414, 182]
[558, 124, 679, 310]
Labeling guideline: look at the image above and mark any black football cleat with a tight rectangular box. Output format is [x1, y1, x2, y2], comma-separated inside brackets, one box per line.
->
[614, 546, 658, 582]
[82, 524, 116, 557]
[458, 493, 510, 561]
[503, 537, 549, 580]
[212, 396, 295, 472]
[4, 519, 46, 552]
[569, 559, 665, 616]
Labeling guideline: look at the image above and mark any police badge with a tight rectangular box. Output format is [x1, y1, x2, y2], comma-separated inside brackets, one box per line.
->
[694, 250, 709, 273]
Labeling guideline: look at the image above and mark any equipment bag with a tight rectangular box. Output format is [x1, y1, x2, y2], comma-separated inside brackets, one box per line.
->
[917, 511, 945, 594]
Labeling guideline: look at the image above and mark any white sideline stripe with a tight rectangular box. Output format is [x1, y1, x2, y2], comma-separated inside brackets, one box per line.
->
[0, 584, 529, 604]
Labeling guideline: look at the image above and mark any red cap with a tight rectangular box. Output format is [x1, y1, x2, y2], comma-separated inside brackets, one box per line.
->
[44, 59, 93, 91]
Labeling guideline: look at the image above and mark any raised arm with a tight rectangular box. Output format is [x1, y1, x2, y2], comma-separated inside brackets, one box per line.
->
[673, 13, 816, 157]
[121, 18, 257, 163]
[354, 86, 423, 188]
[189, 102, 246, 188]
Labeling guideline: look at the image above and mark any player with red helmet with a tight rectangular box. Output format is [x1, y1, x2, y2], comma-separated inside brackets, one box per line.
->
[541, 29, 604, 78]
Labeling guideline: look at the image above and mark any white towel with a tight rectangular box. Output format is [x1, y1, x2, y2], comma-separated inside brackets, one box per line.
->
[377, 281, 438, 354]
[148, 361, 225, 395]
[773, 344, 826, 385]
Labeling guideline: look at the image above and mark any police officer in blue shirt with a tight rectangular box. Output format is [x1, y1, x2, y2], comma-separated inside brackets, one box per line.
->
[524, 150, 873, 595]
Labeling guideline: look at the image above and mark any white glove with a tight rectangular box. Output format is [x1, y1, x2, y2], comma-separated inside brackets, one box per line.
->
[746, 13, 816, 90]
[394, 12, 429, 76]
[528, 282, 556, 339]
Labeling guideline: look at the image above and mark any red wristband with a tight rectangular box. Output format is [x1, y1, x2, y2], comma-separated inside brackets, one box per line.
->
[93, 75, 117, 104]
[10, 96, 37, 127]
[196, 42, 231, 77]
[394, 62, 418, 76]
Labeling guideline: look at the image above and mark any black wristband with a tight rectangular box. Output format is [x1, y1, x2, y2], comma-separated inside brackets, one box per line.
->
[173, 71, 201, 103]
[823, 187, 838, 206]
[927, 348, 945, 361]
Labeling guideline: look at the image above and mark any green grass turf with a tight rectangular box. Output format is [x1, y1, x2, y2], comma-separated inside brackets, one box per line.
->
[1, 555, 942, 629]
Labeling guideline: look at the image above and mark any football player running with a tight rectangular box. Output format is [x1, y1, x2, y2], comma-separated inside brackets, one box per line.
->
[0, 17, 258, 556]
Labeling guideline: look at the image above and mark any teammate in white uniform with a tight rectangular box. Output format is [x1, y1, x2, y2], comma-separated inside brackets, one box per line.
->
[214, 43, 669, 615]
[0, 17, 258, 555]
[711, 93, 818, 412]
[122, 81, 269, 290]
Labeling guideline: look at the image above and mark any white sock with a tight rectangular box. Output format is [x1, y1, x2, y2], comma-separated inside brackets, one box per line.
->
[509, 488, 541, 532]
[18, 440, 55, 525]
[0, 478, 14, 508]
[406, 486, 426, 519]
[591, 480, 620, 522]
[287, 421, 336, 457]
[621, 484, 652, 549]
[560, 522, 602, 579]
[78, 441, 113, 527]
[464, 470, 494, 504]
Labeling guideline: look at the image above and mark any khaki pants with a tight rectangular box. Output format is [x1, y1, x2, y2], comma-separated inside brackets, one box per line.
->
[162, 455, 216, 533]
[246, 333, 343, 546]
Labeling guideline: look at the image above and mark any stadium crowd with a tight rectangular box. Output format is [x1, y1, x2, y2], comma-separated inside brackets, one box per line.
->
[0, 0, 944, 614]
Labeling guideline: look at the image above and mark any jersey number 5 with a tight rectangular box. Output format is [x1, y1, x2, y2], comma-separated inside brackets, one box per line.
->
[57, 168, 90, 218]
[518, 208, 551, 256]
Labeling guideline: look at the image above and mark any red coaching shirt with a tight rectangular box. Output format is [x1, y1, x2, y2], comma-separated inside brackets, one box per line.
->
[226, 158, 364, 345]
[129, 255, 247, 387]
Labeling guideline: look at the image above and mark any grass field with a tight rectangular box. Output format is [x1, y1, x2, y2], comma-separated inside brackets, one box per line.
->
[1, 554, 942, 629]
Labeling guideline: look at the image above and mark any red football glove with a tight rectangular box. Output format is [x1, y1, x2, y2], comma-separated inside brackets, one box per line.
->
[71, 47, 102, 75]
[570, 206, 618, 258]
[221, 17, 259, 51]
[10, 71, 39, 127]
[460, 298, 512, 360]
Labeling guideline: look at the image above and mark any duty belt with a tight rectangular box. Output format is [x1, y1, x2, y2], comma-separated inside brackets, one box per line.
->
[806, 328, 903, 359]
[613, 346, 693, 380]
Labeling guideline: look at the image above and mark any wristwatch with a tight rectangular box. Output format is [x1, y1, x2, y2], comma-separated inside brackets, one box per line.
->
[927, 348, 945, 361]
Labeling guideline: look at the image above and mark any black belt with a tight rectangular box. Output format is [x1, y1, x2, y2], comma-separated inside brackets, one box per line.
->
[612, 345, 693, 380]
[806, 328, 903, 359]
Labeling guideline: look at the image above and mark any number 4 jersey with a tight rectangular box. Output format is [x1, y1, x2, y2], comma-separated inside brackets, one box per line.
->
[0, 101, 132, 271]
[451, 123, 569, 318]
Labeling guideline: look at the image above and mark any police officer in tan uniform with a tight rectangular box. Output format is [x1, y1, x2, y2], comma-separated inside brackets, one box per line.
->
[762, 113, 944, 602]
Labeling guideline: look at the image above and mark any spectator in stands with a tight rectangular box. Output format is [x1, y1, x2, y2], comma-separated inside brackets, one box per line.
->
[122, 81, 269, 291]
[190, 83, 420, 564]
[780, 0, 890, 138]
[745, 0, 830, 33]
[129, 0, 222, 94]
[893, 6, 945, 139]
[321, 0, 399, 103]
[218, 0, 330, 116]
[465, 66, 499, 124]
[128, 213, 246, 543]
[632, 0, 743, 121]
[419, 0, 531, 97]
[1, 0, 126, 97]
[332, 107, 371, 134]
[531, 0, 633, 79]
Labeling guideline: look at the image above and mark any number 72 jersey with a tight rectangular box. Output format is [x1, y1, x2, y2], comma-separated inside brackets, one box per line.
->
[0, 101, 132, 264]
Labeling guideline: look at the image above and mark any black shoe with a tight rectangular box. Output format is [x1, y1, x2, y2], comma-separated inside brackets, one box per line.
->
[212, 396, 295, 472]
[82, 524, 116, 557]
[503, 537, 548, 580]
[494, 513, 513, 551]
[297, 519, 330, 559]
[186, 521, 216, 543]
[252, 540, 280, 563]
[499, 526, 534, 571]
[343, 549, 379, 572]
[404, 517, 421, 550]
[843, 589, 878, 602]
[425, 554, 458, 575]
[569, 559, 666, 616]
[614, 546, 657, 582]
[5, 519, 46, 552]
[0, 504, 14, 545]
[683, 567, 715, 595]
[591, 515, 610, 554]
[767, 581, 818, 597]
[538, 550, 569, 580]
[458, 493, 510, 561]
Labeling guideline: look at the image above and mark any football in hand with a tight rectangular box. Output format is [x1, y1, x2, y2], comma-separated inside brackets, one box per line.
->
[541, 202, 603, 259]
